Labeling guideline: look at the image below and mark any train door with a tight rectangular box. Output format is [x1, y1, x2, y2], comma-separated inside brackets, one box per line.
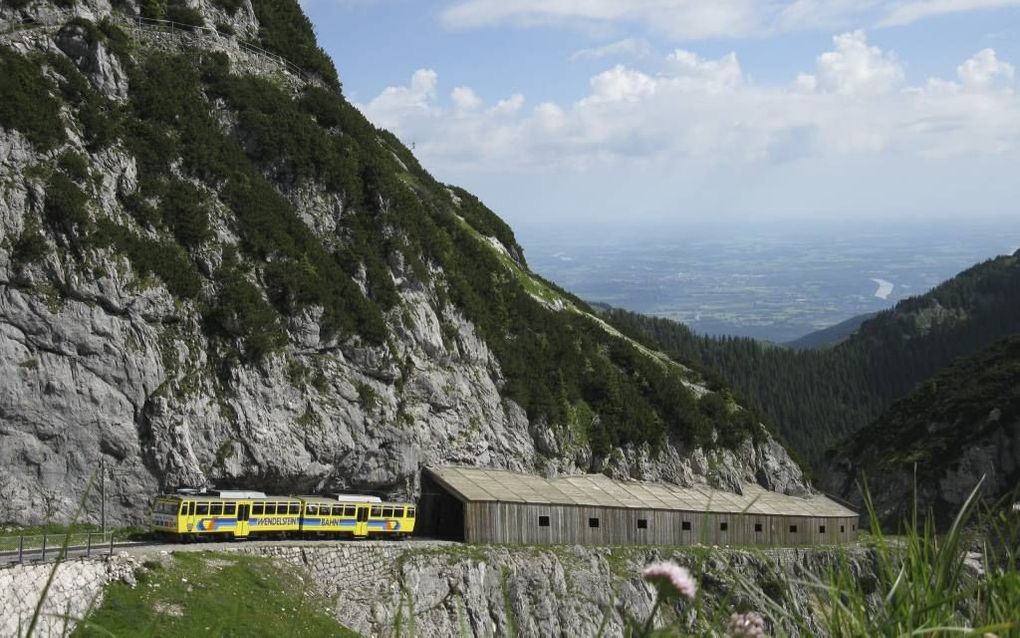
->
[355, 505, 370, 537]
[236, 502, 250, 538]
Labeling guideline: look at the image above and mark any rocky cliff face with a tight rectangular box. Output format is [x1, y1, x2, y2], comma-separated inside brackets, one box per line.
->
[175, 542, 881, 637]
[0, 0, 808, 526]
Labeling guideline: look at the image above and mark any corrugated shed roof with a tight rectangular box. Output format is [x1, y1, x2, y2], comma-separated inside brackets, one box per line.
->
[428, 466, 856, 517]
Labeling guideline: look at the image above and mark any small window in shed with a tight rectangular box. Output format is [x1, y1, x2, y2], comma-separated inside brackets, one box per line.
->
[852, 524, 856, 531]
[790, 525, 798, 533]
[819, 525, 826, 534]
[754, 523, 763, 532]
[538, 515, 550, 527]
[840, 525, 845, 533]
[720, 521, 728, 531]
[681, 521, 691, 531]
[637, 519, 648, 529]
[588, 517, 600, 528]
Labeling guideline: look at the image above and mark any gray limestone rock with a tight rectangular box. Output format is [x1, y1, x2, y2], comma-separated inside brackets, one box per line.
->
[0, 2, 812, 527]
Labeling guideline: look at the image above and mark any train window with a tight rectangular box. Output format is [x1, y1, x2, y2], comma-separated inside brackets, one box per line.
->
[178, 502, 188, 515]
[252, 503, 264, 515]
[289, 503, 300, 515]
[588, 518, 600, 528]
[538, 515, 550, 527]
[371, 506, 382, 517]
[754, 523, 763, 533]
[382, 507, 394, 518]
[189, 502, 196, 516]
[789, 525, 798, 533]
[407, 507, 416, 518]
[224, 503, 236, 516]
[211, 503, 223, 516]
[720, 522, 728, 532]
[344, 505, 355, 516]
[307, 504, 318, 515]
[393, 507, 404, 518]
[681, 521, 691, 531]
[268, 503, 280, 515]
[819, 525, 826, 534]
[637, 519, 648, 530]
[197, 502, 209, 515]
[331, 505, 343, 516]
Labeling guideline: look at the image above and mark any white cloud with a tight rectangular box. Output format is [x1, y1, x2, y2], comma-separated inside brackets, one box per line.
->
[666, 50, 743, 90]
[356, 37, 1020, 213]
[437, 0, 1020, 39]
[586, 65, 657, 102]
[812, 31, 903, 95]
[362, 68, 438, 129]
[451, 86, 482, 112]
[957, 48, 1015, 90]
[439, 0, 766, 40]
[877, 0, 1020, 27]
[569, 38, 652, 62]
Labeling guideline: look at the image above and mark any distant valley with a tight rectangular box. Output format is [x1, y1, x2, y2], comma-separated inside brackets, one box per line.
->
[520, 218, 1017, 343]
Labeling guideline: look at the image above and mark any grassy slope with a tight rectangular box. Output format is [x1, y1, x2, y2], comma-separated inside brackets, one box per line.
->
[73, 552, 357, 637]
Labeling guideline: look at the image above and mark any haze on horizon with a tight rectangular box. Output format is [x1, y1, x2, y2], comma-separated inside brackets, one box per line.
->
[302, 0, 1020, 229]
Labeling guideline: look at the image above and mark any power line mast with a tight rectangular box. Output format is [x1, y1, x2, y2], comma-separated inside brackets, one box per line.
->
[100, 457, 106, 535]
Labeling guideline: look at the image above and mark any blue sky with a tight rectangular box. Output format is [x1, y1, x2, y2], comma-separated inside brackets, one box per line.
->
[300, 1, 1020, 229]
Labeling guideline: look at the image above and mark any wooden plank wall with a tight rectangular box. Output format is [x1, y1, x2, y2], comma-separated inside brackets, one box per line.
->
[464, 502, 858, 546]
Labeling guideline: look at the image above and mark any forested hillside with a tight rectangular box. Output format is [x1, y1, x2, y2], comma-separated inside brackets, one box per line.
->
[604, 250, 1020, 472]
[831, 336, 1020, 524]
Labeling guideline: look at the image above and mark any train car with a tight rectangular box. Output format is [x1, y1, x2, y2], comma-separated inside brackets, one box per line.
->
[299, 496, 417, 538]
[151, 490, 301, 539]
[151, 490, 416, 540]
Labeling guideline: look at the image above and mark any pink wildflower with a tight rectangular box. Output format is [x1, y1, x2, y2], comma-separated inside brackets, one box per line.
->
[641, 562, 697, 600]
[726, 611, 767, 638]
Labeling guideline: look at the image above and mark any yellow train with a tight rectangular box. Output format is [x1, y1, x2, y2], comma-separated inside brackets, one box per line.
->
[150, 490, 416, 540]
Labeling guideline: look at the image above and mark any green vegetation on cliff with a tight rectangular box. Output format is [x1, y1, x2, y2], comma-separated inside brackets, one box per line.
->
[831, 336, 1020, 521]
[0, 2, 765, 459]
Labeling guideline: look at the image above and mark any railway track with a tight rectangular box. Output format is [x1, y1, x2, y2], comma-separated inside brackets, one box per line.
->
[0, 536, 453, 566]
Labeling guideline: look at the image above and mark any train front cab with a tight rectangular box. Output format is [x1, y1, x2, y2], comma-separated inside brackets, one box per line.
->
[151, 496, 302, 540]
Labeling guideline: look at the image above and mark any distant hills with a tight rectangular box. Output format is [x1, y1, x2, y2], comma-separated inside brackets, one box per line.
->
[829, 336, 1020, 525]
[604, 249, 1020, 474]
[784, 312, 878, 350]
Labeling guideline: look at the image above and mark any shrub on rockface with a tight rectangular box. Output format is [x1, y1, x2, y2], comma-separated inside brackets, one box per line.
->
[250, 0, 340, 90]
[0, 47, 66, 151]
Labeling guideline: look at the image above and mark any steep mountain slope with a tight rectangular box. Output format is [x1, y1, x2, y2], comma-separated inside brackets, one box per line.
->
[604, 250, 1020, 471]
[784, 311, 877, 350]
[830, 336, 1020, 524]
[0, 1, 805, 525]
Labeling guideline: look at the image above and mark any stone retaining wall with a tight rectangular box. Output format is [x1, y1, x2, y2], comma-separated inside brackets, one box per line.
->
[0, 554, 138, 638]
